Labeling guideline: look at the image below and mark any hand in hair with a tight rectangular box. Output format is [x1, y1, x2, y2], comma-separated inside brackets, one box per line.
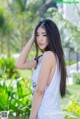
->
[30, 30, 35, 43]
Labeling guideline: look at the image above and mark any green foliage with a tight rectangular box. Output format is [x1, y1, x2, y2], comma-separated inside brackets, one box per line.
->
[0, 82, 9, 110]
[0, 0, 80, 56]
[0, 57, 20, 79]
[64, 99, 80, 119]
[0, 8, 4, 28]
[0, 0, 41, 54]
[46, 8, 80, 52]
[0, 8, 9, 35]
[0, 8, 12, 34]
[0, 75, 32, 117]
[73, 73, 80, 84]
[65, 60, 76, 66]
[67, 101, 80, 115]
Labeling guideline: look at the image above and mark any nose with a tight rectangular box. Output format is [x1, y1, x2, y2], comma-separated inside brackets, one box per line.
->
[38, 36, 43, 42]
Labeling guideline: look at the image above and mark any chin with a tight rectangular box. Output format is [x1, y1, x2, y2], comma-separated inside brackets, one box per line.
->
[39, 47, 45, 50]
[39, 45, 46, 49]
[38, 44, 47, 51]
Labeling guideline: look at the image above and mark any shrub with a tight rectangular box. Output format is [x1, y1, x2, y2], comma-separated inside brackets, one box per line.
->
[63, 98, 80, 119]
[73, 73, 80, 84]
[0, 57, 20, 79]
[65, 60, 76, 66]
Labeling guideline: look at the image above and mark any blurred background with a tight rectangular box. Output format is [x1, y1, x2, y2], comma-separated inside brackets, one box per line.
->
[0, 0, 80, 119]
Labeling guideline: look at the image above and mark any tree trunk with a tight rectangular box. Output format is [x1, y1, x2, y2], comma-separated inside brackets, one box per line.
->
[76, 51, 79, 71]
[0, 33, 4, 55]
[7, 32, 10, 57]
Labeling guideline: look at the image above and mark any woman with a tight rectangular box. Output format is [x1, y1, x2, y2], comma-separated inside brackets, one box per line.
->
[15, 19, 66, 119]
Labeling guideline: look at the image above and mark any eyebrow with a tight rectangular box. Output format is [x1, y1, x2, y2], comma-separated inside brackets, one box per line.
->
[36, 32, 46, 34]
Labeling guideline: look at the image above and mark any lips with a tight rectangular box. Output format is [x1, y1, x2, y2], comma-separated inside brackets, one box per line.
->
[39, 43, 44, 45]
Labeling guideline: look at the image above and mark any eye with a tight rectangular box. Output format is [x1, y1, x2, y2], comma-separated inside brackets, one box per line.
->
[43, 34, 47, 37]
[36, 34, 39, 37]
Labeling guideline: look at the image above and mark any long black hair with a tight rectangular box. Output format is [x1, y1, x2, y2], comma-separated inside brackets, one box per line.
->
[34, 19, 66, 98]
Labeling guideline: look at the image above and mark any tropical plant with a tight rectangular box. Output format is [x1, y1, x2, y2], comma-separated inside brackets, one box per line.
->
[0, 74, 32, 117]
[0, 57, 20, 79]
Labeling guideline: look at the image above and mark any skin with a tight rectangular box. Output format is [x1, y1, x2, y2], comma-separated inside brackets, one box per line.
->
[29, 27, 56, 119]
[36, 27, 48, 51]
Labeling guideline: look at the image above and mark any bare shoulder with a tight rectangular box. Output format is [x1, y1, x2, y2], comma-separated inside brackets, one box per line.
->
[43, 51, 55, 57]
[42, 51, 56, 64]
[35, 51, 57, 92]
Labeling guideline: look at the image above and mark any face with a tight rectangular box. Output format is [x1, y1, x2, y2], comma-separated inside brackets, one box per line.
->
[36, 27, 48, 51]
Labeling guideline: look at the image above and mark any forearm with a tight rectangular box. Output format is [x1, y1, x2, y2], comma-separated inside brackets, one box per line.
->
[30, 90, 44, 119]
[16, 39, 34, 65]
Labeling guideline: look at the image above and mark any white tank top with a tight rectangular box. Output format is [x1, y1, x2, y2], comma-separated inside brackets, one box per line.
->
[31, 55, 64, 119]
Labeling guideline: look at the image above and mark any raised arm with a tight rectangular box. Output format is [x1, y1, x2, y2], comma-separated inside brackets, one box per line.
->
[15, 32, 37, 69]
